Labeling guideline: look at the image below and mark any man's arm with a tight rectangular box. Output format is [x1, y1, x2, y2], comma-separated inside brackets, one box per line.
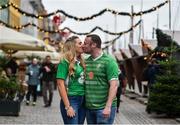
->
[106, 80, 118, 108]
[103, 56, 119, 117]
[103, 79, 118, 118]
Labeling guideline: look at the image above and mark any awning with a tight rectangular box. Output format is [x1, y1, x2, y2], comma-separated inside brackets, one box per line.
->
[13, 51, 61, 63]
[45, 44, 56, 52]
[0, 25, 46, 53]
[113, 51, 123, 61]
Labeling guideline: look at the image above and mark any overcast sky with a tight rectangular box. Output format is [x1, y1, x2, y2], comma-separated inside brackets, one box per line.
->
[42, 0, 180, 49]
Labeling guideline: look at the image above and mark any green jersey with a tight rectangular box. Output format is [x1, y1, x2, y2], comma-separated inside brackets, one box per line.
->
[85, 53, 119, 109]
[56, 59, 85, 96]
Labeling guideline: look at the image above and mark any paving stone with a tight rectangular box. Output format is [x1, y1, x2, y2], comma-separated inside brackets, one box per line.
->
[0, 91, 179, 124]
[117, 95, 179, 124]
[125, 92, 139, 99]
[176, 118, 180, 123]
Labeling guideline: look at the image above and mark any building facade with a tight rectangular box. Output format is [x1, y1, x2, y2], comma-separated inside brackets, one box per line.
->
[0, 0, 8, 23]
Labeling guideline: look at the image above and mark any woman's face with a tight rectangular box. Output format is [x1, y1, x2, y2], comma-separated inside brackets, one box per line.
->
[75, 38, 84, 55]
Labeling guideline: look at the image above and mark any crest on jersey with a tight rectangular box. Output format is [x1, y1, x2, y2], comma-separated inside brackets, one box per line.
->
[88, 72, 94, 79]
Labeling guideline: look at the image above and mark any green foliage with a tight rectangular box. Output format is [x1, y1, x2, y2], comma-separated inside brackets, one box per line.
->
[156, 29, 179, 47]
[153, 46, 180, 55]
[146, 29, 180, 117]
[156, 75, 180, 85]
[147, 58, 180, 116]
[147, 82, 180, 116]
[0, 77, 20, 100]
[158, 60, 180, 75]
[0, 56, 20, 100]
[0, 55, 8, 71]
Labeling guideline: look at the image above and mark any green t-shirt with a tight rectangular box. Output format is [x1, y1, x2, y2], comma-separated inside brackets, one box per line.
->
[56, 59, 85, 96]
[85, 53, 119, 109]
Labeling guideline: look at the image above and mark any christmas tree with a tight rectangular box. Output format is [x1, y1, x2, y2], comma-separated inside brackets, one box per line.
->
[146, 29, 180, 117]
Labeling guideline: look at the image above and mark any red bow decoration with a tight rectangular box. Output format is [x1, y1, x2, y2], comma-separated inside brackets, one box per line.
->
[53, 15, 61, 26]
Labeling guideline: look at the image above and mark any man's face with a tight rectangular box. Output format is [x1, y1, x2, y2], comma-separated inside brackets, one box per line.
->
[83, 37, 93, 54]
[46, 57, 51, 63]
[32, 59, 38, 65]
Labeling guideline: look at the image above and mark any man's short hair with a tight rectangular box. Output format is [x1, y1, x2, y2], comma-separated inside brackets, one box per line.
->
[33, 58, 37, 62]
[87, 34, 101, 48]
[46, 55, 51, 58]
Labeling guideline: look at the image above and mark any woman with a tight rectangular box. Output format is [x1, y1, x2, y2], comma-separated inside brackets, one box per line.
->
[56, 36, 86, 124]
[26, 58, 40, 106]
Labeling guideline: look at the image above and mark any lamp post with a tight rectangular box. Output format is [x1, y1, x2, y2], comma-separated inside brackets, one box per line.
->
[112, 14, 117, 52]
[129, 5, 134, 44]
[169, 0, 171, 30]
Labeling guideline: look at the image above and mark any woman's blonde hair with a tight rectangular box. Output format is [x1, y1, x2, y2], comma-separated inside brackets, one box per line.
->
[60, 36, 85, 76]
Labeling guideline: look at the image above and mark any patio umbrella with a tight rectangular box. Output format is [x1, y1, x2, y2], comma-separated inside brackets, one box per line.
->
[12, 51, 61, 63]
[45, 44, 56, 52]
[0, 25, 46, 53]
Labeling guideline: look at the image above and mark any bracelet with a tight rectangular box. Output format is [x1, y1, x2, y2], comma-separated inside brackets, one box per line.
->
[65, 105, 71, 111]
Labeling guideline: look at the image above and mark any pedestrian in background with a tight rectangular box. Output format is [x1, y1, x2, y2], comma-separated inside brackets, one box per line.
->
[56, 36, 86, 124]
[26, 58, 40, 106]
[116, 64, 127, 113]
[83, 34, 119, 124]
[147, 58, 159, 89]
[5, 57, 19, 78]
[41, 55, 55, 107]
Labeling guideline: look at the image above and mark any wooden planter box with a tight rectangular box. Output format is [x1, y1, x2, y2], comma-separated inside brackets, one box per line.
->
[0, 100, 20, 116]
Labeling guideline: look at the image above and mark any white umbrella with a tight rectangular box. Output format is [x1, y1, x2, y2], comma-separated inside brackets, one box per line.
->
[13, 51, 61, 63]
[0, 25, 46, 52]
[45, 44, 56, 52]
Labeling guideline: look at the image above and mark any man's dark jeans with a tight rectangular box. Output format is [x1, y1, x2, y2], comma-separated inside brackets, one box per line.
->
[86, 106, 116, 124]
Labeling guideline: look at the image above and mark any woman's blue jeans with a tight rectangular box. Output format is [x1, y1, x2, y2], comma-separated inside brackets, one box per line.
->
[60, 96, 86, 124]
[86, 106, 116, 124]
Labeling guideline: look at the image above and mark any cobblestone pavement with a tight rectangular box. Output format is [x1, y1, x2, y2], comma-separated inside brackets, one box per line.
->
[0, 90, 179, 124]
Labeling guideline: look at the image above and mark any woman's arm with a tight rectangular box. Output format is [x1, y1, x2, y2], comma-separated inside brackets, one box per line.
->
[57, 79, 75, 117]
[57, 79, 70, 108]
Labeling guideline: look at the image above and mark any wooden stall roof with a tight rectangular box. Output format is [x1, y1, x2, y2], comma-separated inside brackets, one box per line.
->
[113, 51, 123, 61]
[120, 49, 132, 59]
[129, 44, 144, 56]
[141, 39, 157, 51]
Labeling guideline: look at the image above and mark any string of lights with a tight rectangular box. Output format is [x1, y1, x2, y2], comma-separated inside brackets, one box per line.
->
[0, 0, 169, 21]
[0, 19, 141, 36]
[102, 20, 141, 49]
[102, 35, 121, 50]
[133, 0, 169, 16]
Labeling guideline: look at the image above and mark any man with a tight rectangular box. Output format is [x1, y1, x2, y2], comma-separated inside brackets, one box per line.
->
[147, 58, 159, 89]
[5, 57, 18, 77]
[41, 55, 55, 107]
[83, 34, 119, 124]
[116, 64, 127, 113]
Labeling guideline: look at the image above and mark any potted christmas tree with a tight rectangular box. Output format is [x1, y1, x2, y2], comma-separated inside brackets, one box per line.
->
[0, 56, 21, 116]
[146, 29, 180, 117]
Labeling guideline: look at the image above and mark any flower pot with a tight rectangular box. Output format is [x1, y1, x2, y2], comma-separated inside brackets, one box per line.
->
[0, 100, 20, 116]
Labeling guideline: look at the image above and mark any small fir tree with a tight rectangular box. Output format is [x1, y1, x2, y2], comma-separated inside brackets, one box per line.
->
[146, 29, 180, 117]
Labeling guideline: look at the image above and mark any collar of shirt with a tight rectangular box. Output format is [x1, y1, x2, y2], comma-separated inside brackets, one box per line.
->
[92, 52, 103, 61]
[75, 59, 80, 65]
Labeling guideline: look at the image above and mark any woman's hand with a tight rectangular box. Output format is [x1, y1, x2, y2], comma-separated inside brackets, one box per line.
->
[66, 106, 76, 118]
